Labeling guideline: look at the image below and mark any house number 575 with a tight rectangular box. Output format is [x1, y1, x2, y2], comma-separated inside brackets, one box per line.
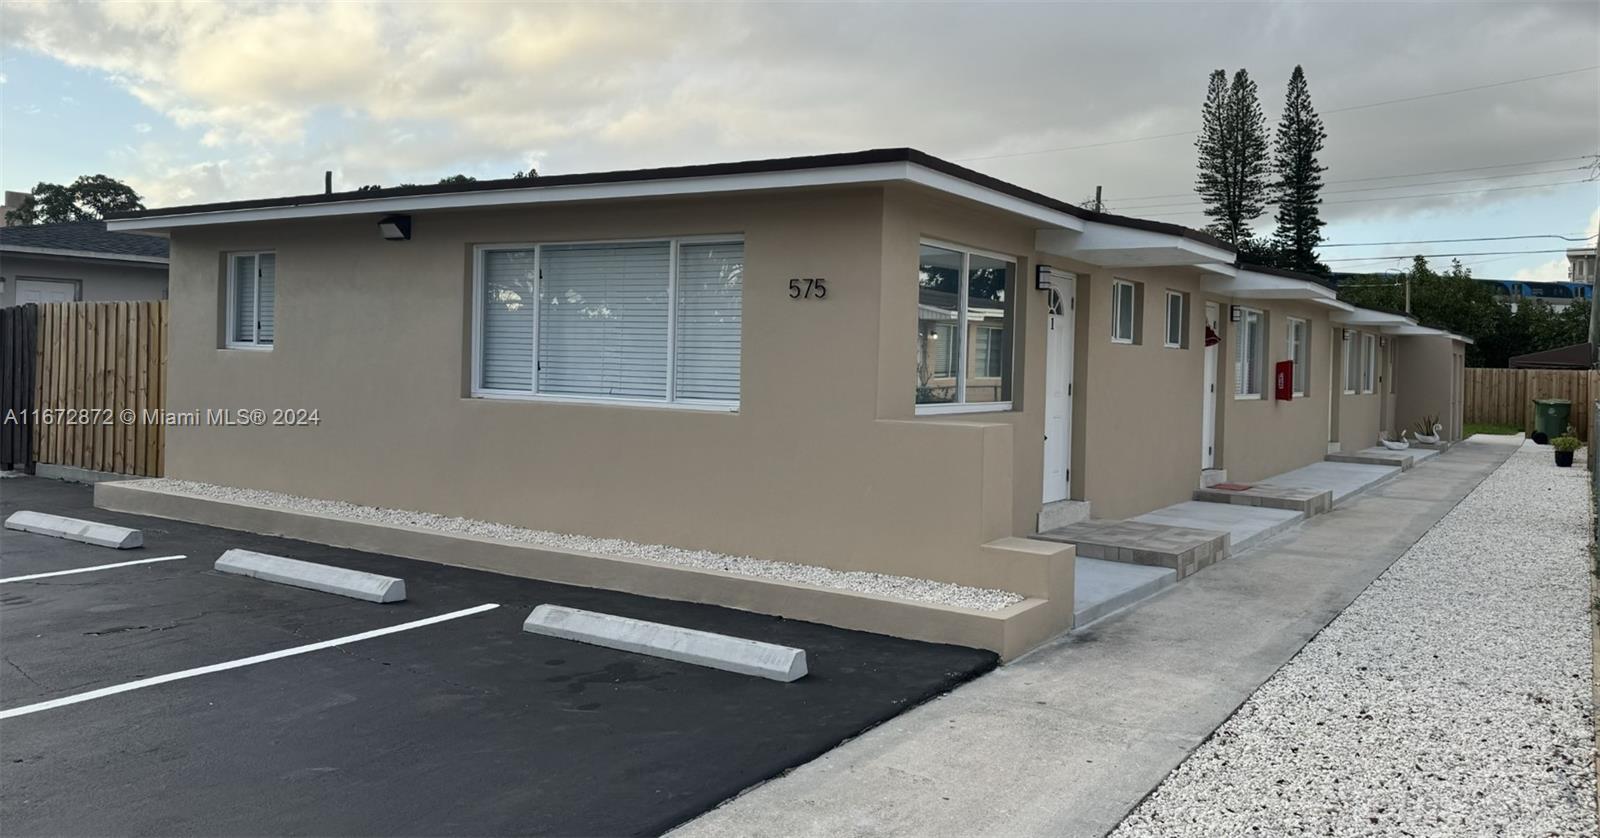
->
[789, 278, 827, 299]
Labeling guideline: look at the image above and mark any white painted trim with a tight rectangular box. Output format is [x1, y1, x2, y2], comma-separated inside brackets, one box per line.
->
[106, 162, 1084, 233]
[471, 236, 745, 409]
[0, 603, 501, 720]
[1286, 316, 1309, 397]
[1162, 289, 1184, 348]
[1111, 279, 1137, 344]
[224, 251, 275, 350]
[471, 391, 740, 414]
[1202, 270, 1336, 301]
[1234, 305, 1265, 398]
[0, 244, 168, 265]
[916, 401, 1014, 416]
[0, 555, 186, 584]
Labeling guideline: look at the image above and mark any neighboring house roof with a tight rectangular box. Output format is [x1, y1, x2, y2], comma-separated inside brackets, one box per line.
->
[0, 220, 169, 264]
[1509, 342, 1593, 369]
[1236, 262, 1338, 290]
[105, 147, 1238, 254]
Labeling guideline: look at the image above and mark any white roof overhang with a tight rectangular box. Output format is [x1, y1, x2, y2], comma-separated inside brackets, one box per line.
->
[1036, 222, 1234, 268]
[107, 161, 1087, 234]
[1333, 308, 1415, 327]
[1201, 268, 1337, 301]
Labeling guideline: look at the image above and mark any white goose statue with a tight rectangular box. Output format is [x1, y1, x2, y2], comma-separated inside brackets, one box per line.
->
[1379, 430, 1411, 451]
[1414, 423, 1443, 445]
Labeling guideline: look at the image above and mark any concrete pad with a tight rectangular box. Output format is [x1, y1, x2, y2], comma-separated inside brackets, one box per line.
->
[214, 548, 406, 603]
[524, 604, 807, 682]
[1073, 557, 1176, 626]
[1262, 460, 1400, 504]
[669, 440, 1519, 838]
[4, 510, 142, 549]
[1327, 451, 1414, 469]
[1132, 502, 1302, 555]
[1034, 519, 1227, 579]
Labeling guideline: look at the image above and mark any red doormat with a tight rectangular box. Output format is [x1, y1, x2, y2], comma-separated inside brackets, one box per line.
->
[1213, 482, 1254, 491]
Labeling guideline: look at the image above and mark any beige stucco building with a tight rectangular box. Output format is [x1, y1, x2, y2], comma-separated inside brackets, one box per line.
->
[105, 149, 1468, 657]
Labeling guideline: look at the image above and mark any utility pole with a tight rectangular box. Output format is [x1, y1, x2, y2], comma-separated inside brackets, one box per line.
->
[1404, 274, 1411, 315]
[1092, 186, 1103, 213]
[1589, 240, 1600, 368]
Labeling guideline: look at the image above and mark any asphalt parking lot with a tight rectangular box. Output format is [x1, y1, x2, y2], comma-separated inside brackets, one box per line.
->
[0, 476, 996, 836]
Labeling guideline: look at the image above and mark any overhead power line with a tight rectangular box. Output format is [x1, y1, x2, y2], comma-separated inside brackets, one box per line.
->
[955, 65, 1600, 162]
[1323, 233, 1600, 248]
[1114, 163, 1598, 211]
[1323, 248, 1575, 263]
[1141, 175, 1599, 218]
[1111, 154, 1599, 203]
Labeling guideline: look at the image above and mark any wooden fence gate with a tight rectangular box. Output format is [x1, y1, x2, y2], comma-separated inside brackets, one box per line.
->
[24, 301, 168, 477]
[1463, 367, 1598, 441]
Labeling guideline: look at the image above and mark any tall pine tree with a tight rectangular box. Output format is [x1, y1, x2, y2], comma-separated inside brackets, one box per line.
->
[1195, 70, 1271, 246]
[1270, 65, 1328, 273]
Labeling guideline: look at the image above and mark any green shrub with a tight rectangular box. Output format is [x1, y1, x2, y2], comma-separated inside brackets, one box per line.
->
[1552, 435, 1582, 453]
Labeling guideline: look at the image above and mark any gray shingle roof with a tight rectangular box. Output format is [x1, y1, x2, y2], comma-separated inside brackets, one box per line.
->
[0, 220, 168, 260]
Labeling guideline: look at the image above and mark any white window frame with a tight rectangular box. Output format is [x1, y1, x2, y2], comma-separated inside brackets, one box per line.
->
[1361, 333, 1377, 394]
[1111, 279, 1137, 344]
[915, 238, 1016, 416]
[1234, 306, 1264, 399]
[470, 234, 743, 412]
[1286, 317, 1308, 397]
[1342, 330, 1358, 395]
[225, 251, 274, 350]
[1163, 290, 1184, 349]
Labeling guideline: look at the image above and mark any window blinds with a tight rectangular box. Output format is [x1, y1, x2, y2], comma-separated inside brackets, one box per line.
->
[478, 239, 744, 404]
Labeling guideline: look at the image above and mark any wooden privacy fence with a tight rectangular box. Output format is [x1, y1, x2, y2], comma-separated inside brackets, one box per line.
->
[1463, 367, 1597, 441]
[28, 301, 168, 476]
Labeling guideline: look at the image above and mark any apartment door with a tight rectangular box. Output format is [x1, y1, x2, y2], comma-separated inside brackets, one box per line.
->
[1201, 301, 1220, 469]
[1043, 278, 1075, 503]
[14, 278, 77, 304]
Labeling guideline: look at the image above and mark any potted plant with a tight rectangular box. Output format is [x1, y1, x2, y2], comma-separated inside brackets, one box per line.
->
[1551, 435, 1580, 467]
[1413, 415, 1442, 444]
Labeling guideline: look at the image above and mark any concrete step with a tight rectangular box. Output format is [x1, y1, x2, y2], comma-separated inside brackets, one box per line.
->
[1037, 499, 1091, 531]
[1193, 483, 1333, 515]
[1073, 557, 1176, 627]
[1132, 501, 1303, 556]
[1327, 451, 1414, 470]
[1033, 519, 1229, 579]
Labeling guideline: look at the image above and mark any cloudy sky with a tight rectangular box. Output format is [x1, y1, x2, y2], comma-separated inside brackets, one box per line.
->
[2, 1, 1596, 279]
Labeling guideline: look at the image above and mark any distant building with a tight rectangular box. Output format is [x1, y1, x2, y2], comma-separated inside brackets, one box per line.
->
[1476, 279, 1593, 312]
[3, 191, 27, 225]
[1570, 247, 1597, 285]
[0, 220, 168, 306]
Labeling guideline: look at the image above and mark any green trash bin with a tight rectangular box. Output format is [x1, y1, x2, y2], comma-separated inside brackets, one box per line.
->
[1534, 398, 1572, 439]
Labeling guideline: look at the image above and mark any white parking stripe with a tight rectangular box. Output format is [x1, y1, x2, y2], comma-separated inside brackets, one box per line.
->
[0, 603, 500, 720]
[0, 555, 188, 584]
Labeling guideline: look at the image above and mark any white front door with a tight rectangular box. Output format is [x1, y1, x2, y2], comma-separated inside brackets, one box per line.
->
[1043, 277, 1075, 503]
[15, 278, 77, 304]
[1201, 301, 1219, 469]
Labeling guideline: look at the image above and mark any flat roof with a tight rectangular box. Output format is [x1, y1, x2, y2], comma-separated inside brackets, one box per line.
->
[105, 147, 1236, 252]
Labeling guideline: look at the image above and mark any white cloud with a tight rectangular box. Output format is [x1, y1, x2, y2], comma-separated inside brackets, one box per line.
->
[1, 0, 1594, 217]
[1513, 257, 1572, 282]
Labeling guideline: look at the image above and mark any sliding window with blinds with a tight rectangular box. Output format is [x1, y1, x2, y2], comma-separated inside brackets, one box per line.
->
[227, 251, 276, 348]
[475, 238, 743, 407]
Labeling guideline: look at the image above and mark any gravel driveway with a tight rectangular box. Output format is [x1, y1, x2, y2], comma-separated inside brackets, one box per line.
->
[1111, 441, 1596, 837]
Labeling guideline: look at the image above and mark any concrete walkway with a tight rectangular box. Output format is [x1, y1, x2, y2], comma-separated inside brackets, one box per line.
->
[671, 438, 1520, 838]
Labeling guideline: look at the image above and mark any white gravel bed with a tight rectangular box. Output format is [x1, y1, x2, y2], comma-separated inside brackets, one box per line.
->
[1112, 440, 1596, 837]
[137, 478, 1025, 611]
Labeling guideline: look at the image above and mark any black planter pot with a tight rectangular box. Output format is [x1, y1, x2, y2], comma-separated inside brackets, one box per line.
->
[1555, 450, 1575, 468]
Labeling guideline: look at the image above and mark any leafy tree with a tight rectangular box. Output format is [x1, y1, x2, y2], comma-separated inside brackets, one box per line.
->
[5, 175, 144, 224]
[511, 168, 539, 179]
[1269, 66, 1328, 274]
[1195, 69, 1270, 245]
[437, 174, 477, 185]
